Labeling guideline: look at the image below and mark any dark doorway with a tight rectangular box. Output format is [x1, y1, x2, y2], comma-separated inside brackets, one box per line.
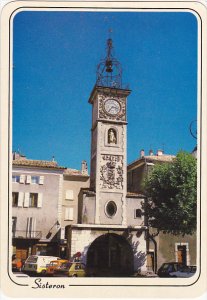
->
[177, 245, 187, 265]
[87, 233, 133, 276]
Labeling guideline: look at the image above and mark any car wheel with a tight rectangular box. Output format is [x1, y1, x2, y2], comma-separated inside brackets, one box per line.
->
[41, 270, 46, 276]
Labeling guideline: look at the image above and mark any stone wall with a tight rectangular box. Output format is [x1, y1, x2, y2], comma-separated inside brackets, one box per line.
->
[70, 227, 147, 273]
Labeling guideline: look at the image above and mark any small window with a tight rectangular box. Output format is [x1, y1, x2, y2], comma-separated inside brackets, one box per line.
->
[12, 175, 20, 183]
[29, 193, 38, 207]
[65, 207, 74, 220]
[135, 209, 142, 218]
[65, 190, 74, 201]
[106, 201, 117, 217]
[12, 192, 19, 207]
[31, 176, 39, 184]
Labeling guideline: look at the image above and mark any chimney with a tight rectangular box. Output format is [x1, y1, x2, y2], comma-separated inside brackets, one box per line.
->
[157, 149, 164, 156]
[81, 160, 88, 175]
[149, 149, 153, 156]
[140, 149, 145, 158]
[13, 151, 26, 160]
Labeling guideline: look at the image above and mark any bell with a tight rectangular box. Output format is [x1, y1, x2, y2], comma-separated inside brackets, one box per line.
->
[106, 60, 113, 73]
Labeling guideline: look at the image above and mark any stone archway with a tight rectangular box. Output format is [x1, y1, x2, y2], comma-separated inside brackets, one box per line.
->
[87, 233, 134, 276]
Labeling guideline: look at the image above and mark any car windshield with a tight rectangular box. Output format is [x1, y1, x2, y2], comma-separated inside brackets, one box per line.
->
[60, 262, 71, 269]
[162, 264, 170, 270]
[49, 261, 58, 266]
[26, 256, 38, 263]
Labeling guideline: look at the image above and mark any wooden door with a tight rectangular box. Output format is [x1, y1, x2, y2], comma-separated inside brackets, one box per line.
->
[177, 245, 187, 265]
[147, 252, 154, 271]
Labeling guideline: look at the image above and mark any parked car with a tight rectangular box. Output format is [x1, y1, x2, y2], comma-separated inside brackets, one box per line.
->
[46, 259, 69, 276]
[23, 255, 60, 275]
[12, 257, 25, 272]
[170, 265, 196, 278]
[54, 261, 86, 277]
[157, 262, 196, 278]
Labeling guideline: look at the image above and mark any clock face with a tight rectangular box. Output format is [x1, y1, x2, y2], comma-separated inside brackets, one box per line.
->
[104, 99, 121, 116]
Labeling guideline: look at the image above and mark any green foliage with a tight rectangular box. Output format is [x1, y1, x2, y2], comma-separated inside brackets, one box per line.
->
[144, 151, 197, 236]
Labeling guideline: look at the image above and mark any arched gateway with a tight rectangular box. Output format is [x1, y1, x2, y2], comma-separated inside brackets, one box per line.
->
[86, 233, 134, 276]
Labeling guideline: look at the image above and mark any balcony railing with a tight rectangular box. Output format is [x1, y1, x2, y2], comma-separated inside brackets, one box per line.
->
[12, 230, 42, 239]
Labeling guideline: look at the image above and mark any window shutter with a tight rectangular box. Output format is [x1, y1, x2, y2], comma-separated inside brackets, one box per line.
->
[17, 192, 23, 207]
[65, 190, 74, 200]
[19, 175, 25, 184]
[37, 193, 43, 208]
[65, 207, 73, 220]
[39, 176, 44, 185]
[26, 175, 31, 184]
[24, 193, 29, 207]
[69, 208, 74, 220]
[26, 217, 32, 238]
[31, 218, 36, 238]
[65, 208, 69, 220]
[60, 227, 65, 240]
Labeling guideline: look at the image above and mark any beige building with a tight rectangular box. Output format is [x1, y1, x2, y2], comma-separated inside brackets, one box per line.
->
[61, 163, 90, 258]
[12, 153, 89, 260]
[12, 153, 64, 259]
[127, 149, 197, 272]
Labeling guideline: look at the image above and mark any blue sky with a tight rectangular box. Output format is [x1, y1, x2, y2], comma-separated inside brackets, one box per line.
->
[13, 11, 197, 169]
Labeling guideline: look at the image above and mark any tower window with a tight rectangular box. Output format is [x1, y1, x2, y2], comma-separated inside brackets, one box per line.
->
[106, 201, 117, 217]
[135, 209, 142, 218]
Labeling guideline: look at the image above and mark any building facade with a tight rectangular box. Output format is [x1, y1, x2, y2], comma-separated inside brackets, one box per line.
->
[127, 149, 197, 272]
[12, 153, 90, 260]
[12, 153, 64, 259]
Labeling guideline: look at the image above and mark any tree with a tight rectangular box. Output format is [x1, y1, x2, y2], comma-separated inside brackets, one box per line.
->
[144, 151, 197, 236]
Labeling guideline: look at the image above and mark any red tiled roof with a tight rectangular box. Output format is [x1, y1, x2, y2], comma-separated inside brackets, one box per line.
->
[12, 159, 65, 169]
[128, 154, 175, 168]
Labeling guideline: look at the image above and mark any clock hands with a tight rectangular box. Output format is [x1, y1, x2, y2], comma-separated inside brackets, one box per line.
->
[108, 106, 118, 113]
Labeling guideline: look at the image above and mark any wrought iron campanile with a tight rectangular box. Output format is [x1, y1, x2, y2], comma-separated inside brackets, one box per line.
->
[96, 38, 122, 89]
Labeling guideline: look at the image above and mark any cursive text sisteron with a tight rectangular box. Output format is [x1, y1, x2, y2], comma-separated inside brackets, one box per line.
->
[32, 278, 65, 289]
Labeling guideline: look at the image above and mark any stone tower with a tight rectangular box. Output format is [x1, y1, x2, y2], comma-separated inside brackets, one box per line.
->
[89, 38, 131, 225]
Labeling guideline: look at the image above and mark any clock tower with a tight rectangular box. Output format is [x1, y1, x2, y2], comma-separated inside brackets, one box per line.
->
[89, 38, 131, 225]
